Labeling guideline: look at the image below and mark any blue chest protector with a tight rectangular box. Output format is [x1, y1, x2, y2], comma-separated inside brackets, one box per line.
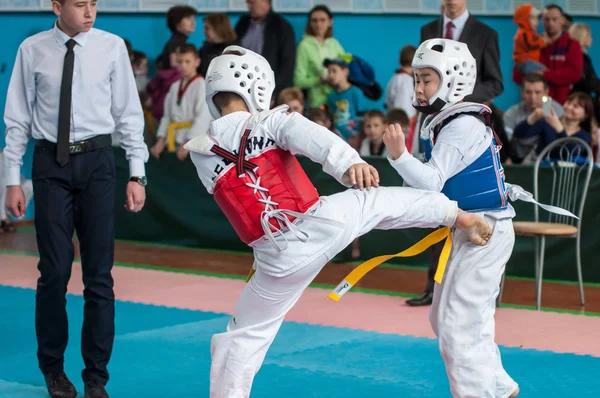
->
[422, 111, 508, 213]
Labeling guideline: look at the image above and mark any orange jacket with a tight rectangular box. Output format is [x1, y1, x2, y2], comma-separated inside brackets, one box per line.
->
[513, 4, 547, 64]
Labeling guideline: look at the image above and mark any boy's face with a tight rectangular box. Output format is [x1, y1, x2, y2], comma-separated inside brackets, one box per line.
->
[529, 14, 539, 30]
[286, 99, 304, 115]
[327, 64, 349, 88]
[363, 116, 386, 141]
[177, 15, 196, 35]
[414, 67, 441, 106]
[177, 52, 200, 78]
[53, 0, 97, 35]
[133, 58, 148, 75]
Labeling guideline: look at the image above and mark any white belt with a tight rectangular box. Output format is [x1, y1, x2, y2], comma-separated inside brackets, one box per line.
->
[505, 183, 578, 219]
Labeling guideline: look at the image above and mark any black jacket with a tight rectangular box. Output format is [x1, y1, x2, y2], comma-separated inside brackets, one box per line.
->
[420, 15, 504, 102]
[198, 40, 238, 78]
[235, 11, 296, 101]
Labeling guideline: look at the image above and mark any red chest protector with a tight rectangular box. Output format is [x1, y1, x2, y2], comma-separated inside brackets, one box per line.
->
[210, 110, 320, 246]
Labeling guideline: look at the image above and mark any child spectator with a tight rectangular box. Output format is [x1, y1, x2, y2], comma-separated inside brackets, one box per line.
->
[386, 108, 413, 152]
[131, 51, 149, 97]
[278, 87, 305, 115]
[359, 110, 389, 157]
[159, 5, 197, 70]
[324, 57, 365, 147]
[306, 106, 342, 137]
[146, 53, 182, 126]
[513, 4, 548, 75]
[151, 44, 211, 161]
[385, 45, 417, 118]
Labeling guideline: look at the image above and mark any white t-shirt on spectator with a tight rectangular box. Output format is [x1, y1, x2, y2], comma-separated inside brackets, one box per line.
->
[385, 71, 416, 118]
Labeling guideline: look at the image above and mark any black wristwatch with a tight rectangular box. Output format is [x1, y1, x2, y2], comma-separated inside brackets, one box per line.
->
[130, 176, 148, 186]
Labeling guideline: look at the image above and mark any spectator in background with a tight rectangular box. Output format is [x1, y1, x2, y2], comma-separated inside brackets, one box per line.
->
[570, 24, 600, 102]
[563, 13, 573, 30]
[160, 5, 197, 70]
[146, 52, 182, 126]
[420, 0, 503, 103]
[385, 45, 416, 118]
[123, 38, 133, 61]
[514, 4, 583, 105]
[277, 87, 305, 115]
[514, 91, 594, 164]
[324, 57, 366, 148]
[198, 13, 238, 78]
[512, 4, 548, 75]
[151, 45, 211, 162]
[359, 110, 389, 157]
[131, 51, 149, 95]
[504, 73, 564, 163]
[306, 106, 341, 137]
[484, 101, 512, 163]
[294, 5, 345, 108]
[235, 0, 296, 103]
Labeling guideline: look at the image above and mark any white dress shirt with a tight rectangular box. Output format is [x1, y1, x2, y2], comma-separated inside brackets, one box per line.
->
[443, 9, 470, 41]
[3, 22, 148, 186]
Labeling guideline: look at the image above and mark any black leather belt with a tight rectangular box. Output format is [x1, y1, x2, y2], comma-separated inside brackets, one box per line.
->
[36, 134, 112, 155]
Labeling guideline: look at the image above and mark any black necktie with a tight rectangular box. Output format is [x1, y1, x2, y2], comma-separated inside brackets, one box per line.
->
[56, 39, 76, 166]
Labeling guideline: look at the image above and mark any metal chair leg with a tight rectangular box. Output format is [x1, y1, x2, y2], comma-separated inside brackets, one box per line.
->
[536, 236, 546, 310]
[576, 233, 585, 306]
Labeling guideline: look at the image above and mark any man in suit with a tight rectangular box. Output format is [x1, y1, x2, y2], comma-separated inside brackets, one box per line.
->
[409, 0, 504, 306]
[235, 0, 296, 104]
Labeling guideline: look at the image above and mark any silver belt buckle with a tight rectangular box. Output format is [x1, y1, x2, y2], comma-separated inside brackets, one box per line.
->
[69, 142, 84, 154]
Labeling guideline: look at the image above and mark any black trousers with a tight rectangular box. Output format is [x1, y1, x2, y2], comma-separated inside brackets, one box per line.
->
[32, 144, 116, 385]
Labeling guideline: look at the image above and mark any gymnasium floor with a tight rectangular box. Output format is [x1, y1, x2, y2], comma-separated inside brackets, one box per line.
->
[2, 228, 600, 397]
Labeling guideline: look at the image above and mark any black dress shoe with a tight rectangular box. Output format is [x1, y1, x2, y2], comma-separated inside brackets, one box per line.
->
[84, 380, 109, 398]
[43, 371, 77, 398]
[406, 291, 433, 306]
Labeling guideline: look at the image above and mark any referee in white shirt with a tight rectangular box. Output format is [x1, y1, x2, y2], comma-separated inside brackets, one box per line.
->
[3, 2, 148, 398]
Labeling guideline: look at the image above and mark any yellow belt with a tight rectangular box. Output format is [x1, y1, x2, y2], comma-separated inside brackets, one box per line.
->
[244, 227, 453, 296]
[167, 121, 193, 152]
[328, 227, 453, 301]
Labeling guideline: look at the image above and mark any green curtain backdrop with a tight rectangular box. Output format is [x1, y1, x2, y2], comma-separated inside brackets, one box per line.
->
[113, 148, 600, 283]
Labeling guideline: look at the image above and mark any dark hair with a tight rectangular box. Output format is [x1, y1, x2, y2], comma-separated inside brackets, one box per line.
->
[213, 92, 245, 114]
[307, 106, 334, 131]
[400, 45, 417, 67]
[566, 91, 595, 135]
[123, 38, 133, 56]
[386, 108, 410, 126]
[167, 5, 197, 33]
[544, 4, 564, 15]
[523, 72, 549, 89]
[131, 51, 147, 66]
[363, 109, 386, 123]
[305, 5, 334, 38]
[177, 43, 199, 57]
